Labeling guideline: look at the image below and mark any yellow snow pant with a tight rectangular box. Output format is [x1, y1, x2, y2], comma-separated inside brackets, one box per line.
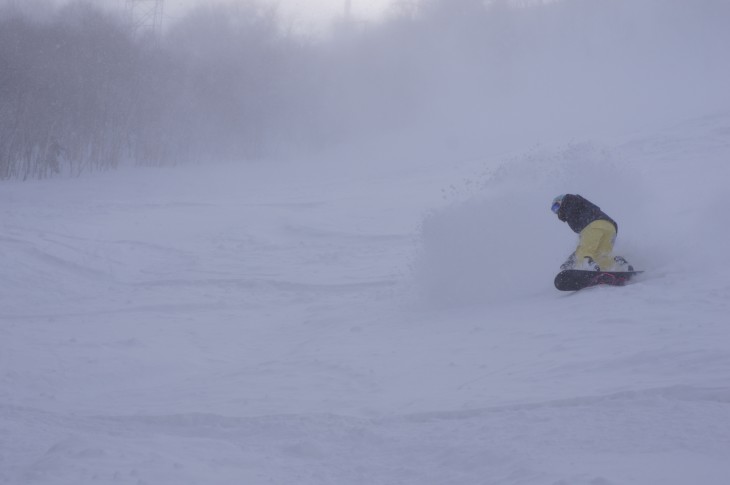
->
[575, 220, 616, 270]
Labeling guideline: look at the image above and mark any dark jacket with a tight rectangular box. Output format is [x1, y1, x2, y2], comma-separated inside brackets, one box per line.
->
[557, 194, 617, 234]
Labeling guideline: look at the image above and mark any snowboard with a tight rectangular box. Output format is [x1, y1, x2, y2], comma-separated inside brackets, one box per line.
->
[554, 269, 643, 291]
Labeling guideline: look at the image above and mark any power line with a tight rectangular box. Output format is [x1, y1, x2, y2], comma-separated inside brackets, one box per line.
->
[125, 0, 164, 36]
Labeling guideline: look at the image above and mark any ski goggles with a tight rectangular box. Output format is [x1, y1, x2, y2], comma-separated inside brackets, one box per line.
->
[551, 201, 561, 214]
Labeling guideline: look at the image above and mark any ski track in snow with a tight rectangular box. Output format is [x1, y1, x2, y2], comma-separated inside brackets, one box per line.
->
[2, 114, 730, 484]
[4, 386, 730, 485]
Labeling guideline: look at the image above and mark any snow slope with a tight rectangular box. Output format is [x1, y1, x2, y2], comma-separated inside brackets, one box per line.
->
[2, 113, 730, 484]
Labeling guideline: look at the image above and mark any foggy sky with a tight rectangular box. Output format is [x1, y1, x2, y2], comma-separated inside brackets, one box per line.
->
[3, 0, 730, 178]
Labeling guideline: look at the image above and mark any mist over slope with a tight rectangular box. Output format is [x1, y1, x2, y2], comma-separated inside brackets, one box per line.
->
[2, 0, 730, 177]
[3, 1, 730, 483]
[346, 0, 730, 152]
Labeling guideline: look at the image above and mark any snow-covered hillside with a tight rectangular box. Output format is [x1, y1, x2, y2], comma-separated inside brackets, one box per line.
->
[2, 113, 730, 484]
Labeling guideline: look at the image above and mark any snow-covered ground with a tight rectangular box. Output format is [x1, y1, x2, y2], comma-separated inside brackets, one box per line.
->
[2, 112, 730, 484]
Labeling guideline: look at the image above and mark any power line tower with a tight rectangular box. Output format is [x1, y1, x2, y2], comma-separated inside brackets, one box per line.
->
[125, 0, 164, 37]
[344, 0, 352, 20]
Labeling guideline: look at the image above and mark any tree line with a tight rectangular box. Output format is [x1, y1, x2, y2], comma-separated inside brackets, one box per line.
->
[0, 1, 307, 179]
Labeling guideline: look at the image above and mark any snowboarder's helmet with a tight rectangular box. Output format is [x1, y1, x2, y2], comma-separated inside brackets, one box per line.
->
[551, 194, 565, 214]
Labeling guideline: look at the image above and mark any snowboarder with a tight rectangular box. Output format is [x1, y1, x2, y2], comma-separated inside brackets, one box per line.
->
[551, 194, 633, 272]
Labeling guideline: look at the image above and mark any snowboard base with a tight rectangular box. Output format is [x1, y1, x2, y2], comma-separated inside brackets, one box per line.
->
[554, 269, 643, 292]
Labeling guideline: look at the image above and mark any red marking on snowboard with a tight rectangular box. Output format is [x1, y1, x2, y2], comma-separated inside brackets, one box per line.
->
[554, 269, 643, 292]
